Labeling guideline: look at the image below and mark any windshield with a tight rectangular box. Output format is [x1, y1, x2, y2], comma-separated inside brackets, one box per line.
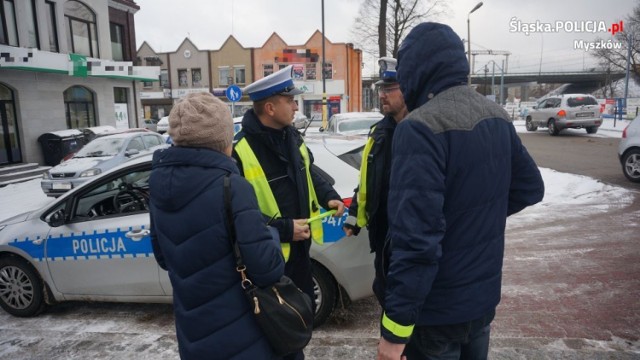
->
[75, 137, 125, 157]
[567, 96, 597, 107]
[338, 118, 378, 134]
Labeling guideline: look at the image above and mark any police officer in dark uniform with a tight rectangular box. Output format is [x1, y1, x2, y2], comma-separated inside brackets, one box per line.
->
[343, 57, 408, 306]
[233, 65, 345, 360]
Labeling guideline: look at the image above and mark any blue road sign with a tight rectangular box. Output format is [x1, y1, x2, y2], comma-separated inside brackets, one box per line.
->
[226, 85, 242, 102]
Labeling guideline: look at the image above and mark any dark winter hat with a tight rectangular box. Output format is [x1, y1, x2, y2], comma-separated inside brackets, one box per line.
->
[168, 92, 233, 152]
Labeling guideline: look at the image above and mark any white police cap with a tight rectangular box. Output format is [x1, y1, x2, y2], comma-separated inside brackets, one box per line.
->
[243, 65, 304, 101]
[375, 57, 398, 85]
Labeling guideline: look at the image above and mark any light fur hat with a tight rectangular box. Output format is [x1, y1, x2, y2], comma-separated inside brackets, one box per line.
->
[168, 92, 233, 151]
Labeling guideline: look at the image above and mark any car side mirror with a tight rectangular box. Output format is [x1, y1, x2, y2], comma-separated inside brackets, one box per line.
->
[125, 149, 140, 157]
[46, 209, 66, 227]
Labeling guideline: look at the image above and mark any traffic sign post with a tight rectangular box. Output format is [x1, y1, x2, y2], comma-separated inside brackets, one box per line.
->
[226, 85, 242, 118]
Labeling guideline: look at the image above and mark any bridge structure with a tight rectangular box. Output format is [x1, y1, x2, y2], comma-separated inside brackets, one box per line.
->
[469, 70, 626, 100]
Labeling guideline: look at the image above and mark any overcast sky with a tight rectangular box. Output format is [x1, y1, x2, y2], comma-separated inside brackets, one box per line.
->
[134, 0, 636, 77]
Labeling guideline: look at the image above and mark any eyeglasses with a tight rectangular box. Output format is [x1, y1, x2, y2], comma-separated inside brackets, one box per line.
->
[377, 86, 400, 95]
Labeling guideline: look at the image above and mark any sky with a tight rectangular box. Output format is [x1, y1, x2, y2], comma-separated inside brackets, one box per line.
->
[133, 0, 637, 77]
[0, 116, 633, 223]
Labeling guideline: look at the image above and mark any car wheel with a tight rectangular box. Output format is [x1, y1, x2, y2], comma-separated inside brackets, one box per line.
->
[0, 256, 46, 317]
[525, 117, 538, 131]
[311, 261, 337, 328]
[548, 119, 559, 136]
[586, 126, 598, 134]
[622, 149, 640, 183]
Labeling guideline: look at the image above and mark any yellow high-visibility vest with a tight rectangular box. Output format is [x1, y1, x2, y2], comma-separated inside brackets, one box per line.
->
[235, 137, 323, 261]
[357, 126, 376, 227]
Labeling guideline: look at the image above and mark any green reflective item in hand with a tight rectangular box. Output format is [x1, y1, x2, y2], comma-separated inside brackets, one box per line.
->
[306, 210, 337, 224]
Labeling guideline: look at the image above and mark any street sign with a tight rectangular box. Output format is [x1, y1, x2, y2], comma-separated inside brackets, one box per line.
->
[226, 85, 242, 102]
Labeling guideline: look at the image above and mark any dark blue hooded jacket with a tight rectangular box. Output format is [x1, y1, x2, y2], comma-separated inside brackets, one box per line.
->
[381, 23, 545, 343]
[149, 146, 285, 359]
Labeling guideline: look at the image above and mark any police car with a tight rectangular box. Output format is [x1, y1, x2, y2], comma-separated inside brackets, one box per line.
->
[0, 138, 372, 327]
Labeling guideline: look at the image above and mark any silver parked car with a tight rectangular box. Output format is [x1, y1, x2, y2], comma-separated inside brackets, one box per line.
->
[41, 131, 165, 197]
[618, 116, 640, 182]
[1, 137, 373, 327]
[525, 94, 602, 136]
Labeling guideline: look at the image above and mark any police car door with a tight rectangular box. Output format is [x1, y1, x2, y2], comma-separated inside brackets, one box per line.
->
[44, 164, 164, 297]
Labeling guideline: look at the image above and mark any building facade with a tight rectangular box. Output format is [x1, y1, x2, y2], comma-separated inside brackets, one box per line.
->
[0, 0, 159, 166]
[137, 31, 363, 123]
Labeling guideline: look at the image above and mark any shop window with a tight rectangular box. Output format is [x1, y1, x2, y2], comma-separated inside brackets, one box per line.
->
[234, 67, 245, 85]
[0, 0, 18, 46]
[305, 64, 317, 80]
[25, 0, 40, 49]
[263, 64, 273, 77]
[110, 23, 124, 61]
[323, 63, 333, 80]
[159, 69, 169, 88]
[192, 68, 202, 87]
[64, 86, 96, 129]
[45, 1, 59, 52]
[178, 69, 188, 87]
[219, 67, 230, 86]
[64, 0, 99, 57]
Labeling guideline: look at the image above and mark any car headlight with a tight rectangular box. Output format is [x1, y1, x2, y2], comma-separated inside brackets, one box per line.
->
[79, 168, 101, 177]
[42, 172, 48, 179]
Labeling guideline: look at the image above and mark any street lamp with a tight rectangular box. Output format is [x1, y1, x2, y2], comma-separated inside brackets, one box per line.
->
[321, 0, 328, 129]
[467, 1, 483, 85]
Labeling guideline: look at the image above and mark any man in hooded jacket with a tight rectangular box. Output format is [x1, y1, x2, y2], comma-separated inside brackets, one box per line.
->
[377, 23, 545, 360]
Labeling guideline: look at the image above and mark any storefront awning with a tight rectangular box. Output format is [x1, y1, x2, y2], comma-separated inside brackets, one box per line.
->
[0, 45, 160, 82]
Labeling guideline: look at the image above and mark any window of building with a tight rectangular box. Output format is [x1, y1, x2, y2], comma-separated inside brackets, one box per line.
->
[178, 69, 188, 87]
[234, 66, 245, 85]
[25, 0, 40, 49]
[114, 87, 129, 128]
[219, 67, 230, 86]
[263, 64, 273, 77]
[0, 0, 19, 46]
[45, 1, 59, 52]
[64, 0, 99, 57]
[278, 64, 287, 70]
[305, 64, 317, 80]
[192, 68, 202, 87]
[64, 86, 96, 129]
[110, 23, 124, 61]
[159, 69, 169, 88]
[323, 63, 333, 80]
[0, 83, 22, 165]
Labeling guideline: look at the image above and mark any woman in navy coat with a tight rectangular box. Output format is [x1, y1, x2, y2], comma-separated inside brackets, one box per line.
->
[149, 92, 285, 359]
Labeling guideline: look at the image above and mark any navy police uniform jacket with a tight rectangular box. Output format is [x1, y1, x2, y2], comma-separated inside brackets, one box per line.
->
[382, 23, 545, 342]
[232, 109, 341, 302]
[149, 146, 285, 359]
[347, 115, 396, 304]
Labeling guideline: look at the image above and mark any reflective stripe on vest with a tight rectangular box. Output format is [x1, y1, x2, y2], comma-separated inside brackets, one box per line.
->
[235, 137, 323, 261]
[357, 126, 376, 227]
[382, 312, 415, 339]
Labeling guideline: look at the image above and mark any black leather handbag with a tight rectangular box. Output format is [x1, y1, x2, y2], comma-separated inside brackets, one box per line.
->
[223, 175, 314, 356]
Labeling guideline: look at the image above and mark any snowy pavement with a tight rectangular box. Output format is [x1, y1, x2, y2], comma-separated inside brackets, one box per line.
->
[1, 118, 639, 359]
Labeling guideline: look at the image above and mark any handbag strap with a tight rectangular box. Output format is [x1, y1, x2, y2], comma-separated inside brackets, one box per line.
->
[223, 174, 253, 287]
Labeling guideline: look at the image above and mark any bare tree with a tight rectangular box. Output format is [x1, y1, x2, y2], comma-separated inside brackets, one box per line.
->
[352, 0, 447, 59]
[591, 1, 640, 78]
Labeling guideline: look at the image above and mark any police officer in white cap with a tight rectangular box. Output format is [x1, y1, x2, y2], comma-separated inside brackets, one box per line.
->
[232, 66, 345, 358]
[343, 57, 408, 307]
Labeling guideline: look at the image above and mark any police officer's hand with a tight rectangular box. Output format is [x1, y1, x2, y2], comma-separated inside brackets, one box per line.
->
[343, 227, 354, 237]
[292, 219, 310, 241]
[327, 199, 345, 217]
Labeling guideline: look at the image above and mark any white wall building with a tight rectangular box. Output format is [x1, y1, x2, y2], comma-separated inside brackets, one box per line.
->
[0, 0, 158, 166]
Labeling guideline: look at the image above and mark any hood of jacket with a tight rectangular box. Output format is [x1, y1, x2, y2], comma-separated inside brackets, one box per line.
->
[397, 22, 469, 111]
[151, 146, 238, 211]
